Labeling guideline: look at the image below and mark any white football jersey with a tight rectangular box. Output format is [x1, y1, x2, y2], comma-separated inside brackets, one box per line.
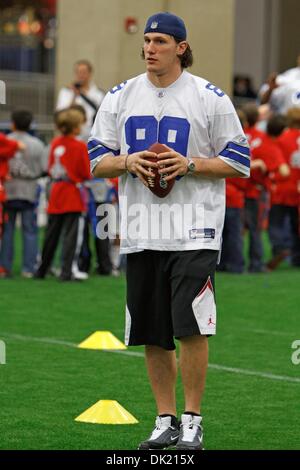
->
[89, 71, 250, 254]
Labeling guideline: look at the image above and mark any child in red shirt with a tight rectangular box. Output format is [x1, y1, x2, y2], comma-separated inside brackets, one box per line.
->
[0, 133, 24, 244]
[35, 109, 90, 281]
[268, 107, 300, 268]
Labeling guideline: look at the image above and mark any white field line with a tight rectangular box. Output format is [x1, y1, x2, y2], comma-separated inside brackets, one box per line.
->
[245, 328, 296, 337]
[1, 331, 300, 383]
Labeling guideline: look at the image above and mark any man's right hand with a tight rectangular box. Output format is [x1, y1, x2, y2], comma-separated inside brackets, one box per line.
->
[125, 151, 158, 187]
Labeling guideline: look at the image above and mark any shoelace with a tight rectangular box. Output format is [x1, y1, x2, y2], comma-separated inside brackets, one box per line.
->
[155, 417, 162, 430]
[181, 419, 202, 442]
[149, 417, 167, 439]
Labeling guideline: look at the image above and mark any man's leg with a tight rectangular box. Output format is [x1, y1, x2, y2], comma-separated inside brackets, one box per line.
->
[138, 345, 179, 450]
[145, 345, 177, 416]
[126, 251, 180, 449]
[179, 335, 208, 414]
[173, 335, 208, 450]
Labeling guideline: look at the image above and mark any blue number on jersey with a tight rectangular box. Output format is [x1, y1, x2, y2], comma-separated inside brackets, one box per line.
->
[125, 116, 157, 153]
[159, 116, 190, 156]
[125, 115, 190, 155]
[110, 81, 128, 94]
[205, 82, 225, 97]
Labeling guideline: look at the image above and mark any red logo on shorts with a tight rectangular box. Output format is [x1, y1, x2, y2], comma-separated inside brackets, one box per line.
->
[207, 316, 215, 326]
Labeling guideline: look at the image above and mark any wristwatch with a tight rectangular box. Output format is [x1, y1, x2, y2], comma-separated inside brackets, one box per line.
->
[186, 158, 196, 175]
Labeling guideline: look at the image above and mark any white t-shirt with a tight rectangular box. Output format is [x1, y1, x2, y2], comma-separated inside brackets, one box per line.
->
[56, 83, 105, 141]
[259, 68, 300, 113]
[269, 80, 300, 114]
[89, 71, 250, 254]
[278, 67, 300, 85]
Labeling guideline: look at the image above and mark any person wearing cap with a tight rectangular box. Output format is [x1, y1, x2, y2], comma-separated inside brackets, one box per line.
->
[89, 12, 250, 450]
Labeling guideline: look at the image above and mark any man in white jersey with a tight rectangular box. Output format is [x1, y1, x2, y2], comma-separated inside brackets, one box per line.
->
[89, 12, 250, 450]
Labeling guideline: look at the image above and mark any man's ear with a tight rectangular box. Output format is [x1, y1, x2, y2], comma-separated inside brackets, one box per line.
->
[176, 41, 188, 57]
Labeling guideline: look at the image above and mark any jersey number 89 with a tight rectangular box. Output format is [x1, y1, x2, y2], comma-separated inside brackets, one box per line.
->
[125, 116, 190, 156]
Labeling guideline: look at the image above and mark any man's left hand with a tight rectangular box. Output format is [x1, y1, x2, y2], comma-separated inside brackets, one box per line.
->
[157, 147, 188, 181]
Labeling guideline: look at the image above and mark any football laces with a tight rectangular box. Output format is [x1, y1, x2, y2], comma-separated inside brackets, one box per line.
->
[147, 172, 155, 187]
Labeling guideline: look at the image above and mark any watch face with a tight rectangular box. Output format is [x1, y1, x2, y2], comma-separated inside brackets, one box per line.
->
[188, 160, 195, 172]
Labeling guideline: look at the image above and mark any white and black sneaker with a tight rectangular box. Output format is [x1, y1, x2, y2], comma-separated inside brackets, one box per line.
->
[138, 416, 179, 450]
[176, 414, 204, 450]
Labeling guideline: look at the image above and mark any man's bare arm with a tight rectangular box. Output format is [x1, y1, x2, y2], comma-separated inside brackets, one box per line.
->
[92, 151, 158, 186]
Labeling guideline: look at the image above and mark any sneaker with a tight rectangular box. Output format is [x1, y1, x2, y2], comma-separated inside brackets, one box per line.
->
[72, 270, 89, 281]
[49, 267, 61, 277]
[72, 264, 89, 281]
[111, 268, 120, 277]
[176, 414, 204, 450]
[138, 416, 179, 450]
[22, 271, 34, 279]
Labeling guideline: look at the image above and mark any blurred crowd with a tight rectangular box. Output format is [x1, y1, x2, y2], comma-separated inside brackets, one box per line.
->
[0, 60, 121, 281]
[1, 54, 300, 280]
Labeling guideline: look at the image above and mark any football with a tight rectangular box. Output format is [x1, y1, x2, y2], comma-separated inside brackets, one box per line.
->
[145, 142, 175, 198]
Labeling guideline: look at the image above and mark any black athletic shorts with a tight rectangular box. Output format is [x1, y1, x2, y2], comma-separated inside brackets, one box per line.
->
[125, 249, 219, 350]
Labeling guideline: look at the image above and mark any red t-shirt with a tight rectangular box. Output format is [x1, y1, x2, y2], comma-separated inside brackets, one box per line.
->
[47, 135, 91, 214]
[244, 126, 266, 199]
[226, 177, 247, 208]
[247, 135, 286, 205]
[0, 133, 18, 179]
[0, 134, 19, 202]
[276, 129, 300, 206]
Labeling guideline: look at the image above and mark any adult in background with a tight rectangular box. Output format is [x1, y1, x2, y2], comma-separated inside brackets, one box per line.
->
[89, 12, 250, 450]
[56, 60, 105, 141]
[259, 54, 300, 115]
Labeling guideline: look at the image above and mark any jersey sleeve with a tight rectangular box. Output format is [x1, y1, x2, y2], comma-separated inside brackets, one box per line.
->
[88, 92, 120, 173]
[208, 94, 250, 177]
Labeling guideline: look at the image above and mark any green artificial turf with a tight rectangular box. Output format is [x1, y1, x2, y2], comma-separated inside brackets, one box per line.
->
[0, 232, 299, 450]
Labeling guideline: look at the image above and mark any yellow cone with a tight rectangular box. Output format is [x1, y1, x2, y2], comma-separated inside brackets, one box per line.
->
[78, 331, 127, 350]
[75, 400, 138, 424]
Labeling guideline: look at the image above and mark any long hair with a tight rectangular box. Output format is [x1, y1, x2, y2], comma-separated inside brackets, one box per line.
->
[174, 38, 193, 68]
[141, 37, 193, 69]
